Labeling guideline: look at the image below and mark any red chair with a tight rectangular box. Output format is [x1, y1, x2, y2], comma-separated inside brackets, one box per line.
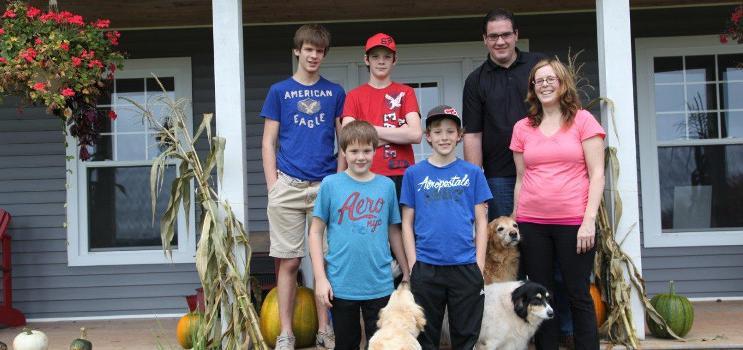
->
[0, 208, 26, 327]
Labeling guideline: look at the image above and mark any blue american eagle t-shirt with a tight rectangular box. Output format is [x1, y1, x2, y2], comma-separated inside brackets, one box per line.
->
[260, 77, 345, 181]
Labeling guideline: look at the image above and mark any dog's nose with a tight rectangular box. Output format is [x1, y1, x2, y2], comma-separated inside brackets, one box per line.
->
[547, 309, 554, 319]
[509, 231, 518, 238]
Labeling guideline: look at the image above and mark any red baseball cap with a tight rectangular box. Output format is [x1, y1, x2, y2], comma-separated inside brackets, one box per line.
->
[365, 33, 397, 53]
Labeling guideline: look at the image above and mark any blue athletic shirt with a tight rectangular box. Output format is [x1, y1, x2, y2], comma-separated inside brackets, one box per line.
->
[260, 77, 346, 181]
[313, 172, 401, 300]
[400, 159, 492, 265]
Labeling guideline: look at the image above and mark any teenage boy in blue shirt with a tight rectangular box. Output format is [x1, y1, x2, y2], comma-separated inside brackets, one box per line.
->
[260, 24, 344, 350]
[401, 105, 492, 349]
[309, 120, 409, 350]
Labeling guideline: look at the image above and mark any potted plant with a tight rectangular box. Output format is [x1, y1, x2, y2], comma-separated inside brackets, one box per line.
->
[720, 5, 743, 44]
[0, 1, 124, 159]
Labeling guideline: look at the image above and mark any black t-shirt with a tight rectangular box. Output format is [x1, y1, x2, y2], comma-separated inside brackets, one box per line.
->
[462, 50, 546, 178]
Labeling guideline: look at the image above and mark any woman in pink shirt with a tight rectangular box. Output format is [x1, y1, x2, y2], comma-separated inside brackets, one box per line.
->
[510, 58, 605, 350]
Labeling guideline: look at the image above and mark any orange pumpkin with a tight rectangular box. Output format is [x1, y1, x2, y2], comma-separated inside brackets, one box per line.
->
[176, 312, 202, 349]
[260, 286, 318, 348]
[590, 283, 607, 327]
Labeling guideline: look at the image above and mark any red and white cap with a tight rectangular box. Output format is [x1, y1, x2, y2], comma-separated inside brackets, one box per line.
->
[365, 33, 397, 53]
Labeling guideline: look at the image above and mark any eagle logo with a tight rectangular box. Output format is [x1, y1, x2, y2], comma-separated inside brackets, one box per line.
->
[297, 98, 320, 114]
[385, 92, 405, 110]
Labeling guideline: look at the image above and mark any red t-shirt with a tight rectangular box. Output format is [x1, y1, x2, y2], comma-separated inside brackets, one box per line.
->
[342, 82, 420, 176]
[509, 110, 605, 224]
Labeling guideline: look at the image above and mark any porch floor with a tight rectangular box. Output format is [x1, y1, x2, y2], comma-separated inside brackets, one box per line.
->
[0, 300, 740, 349]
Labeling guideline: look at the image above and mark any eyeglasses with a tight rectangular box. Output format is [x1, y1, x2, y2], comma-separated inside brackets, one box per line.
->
[485, 31, 515, 42]
[533, 76, 559, 86]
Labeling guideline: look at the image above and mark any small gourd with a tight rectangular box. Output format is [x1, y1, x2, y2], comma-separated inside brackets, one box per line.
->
[647, 280, 695, 338]
[176, 312, 202, 349]
[589, 283, 607, 327]
[70, 327, 93, 350]
[13, 328, 49, 350]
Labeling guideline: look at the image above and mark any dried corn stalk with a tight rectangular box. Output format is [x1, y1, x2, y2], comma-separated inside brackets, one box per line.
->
[123, 76, 268, 350]
[565, 50, 684, 349]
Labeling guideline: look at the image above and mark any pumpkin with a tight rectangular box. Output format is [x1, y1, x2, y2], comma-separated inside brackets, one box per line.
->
[590, 283, 607, 327]
[13, 328, 49, 350]
[647, 280, 694, 338]
[259, 286, 318, 348]
[70, 327, 92, 350]
[176, 312, 202, 349]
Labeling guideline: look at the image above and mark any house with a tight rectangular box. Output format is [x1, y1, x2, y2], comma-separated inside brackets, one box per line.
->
[1, 0, 741, 339]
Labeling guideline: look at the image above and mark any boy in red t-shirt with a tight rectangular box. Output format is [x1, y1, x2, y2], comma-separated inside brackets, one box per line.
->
[342, 33, 422, 198]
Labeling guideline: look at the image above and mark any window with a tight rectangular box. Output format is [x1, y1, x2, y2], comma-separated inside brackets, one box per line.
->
[66, 57, 195, 266]
[637, 36, 743, 247]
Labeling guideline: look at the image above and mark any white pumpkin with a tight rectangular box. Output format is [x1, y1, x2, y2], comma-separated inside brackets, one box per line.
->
[12, 328, 49, 350]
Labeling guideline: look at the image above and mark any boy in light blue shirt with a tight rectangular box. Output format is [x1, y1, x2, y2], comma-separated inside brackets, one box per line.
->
[309, 120, 409, 350]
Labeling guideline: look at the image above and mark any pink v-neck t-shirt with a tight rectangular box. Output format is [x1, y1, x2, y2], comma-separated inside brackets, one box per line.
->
[510, 110, 605, 225]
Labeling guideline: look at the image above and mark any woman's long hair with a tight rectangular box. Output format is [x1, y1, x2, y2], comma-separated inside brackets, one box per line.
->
[525, 58, 582, 127]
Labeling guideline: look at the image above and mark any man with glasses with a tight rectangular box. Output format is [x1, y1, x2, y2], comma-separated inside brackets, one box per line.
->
[462, 8, 546, 220]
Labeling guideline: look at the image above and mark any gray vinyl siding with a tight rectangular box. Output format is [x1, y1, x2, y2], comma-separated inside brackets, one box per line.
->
[0, 5, 739, 319]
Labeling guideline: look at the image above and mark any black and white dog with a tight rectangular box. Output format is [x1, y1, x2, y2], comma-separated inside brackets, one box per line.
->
[477, 280, 554, 350]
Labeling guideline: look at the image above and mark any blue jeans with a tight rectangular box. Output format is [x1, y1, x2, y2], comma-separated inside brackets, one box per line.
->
[487, 176, 516, 221]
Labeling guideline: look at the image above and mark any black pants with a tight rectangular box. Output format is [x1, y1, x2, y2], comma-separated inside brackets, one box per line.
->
[518, 222, 599, 350]
[410, 262, 484, 350]
[330, 295, 389, 350]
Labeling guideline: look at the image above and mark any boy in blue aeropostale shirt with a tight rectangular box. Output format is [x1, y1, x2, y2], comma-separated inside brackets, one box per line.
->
[309, 120, 409, 350]
[400, 105, 492, 349]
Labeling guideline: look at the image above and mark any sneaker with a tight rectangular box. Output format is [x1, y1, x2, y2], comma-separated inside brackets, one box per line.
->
[275, 334, 295, 350]
[316, 328, 335, 349]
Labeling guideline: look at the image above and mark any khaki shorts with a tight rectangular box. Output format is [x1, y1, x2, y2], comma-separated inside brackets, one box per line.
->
[267, 171, 320, 258]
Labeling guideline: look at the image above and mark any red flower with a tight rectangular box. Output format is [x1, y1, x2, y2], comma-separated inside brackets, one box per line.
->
[733, 8, 743, 24]
[106, 31, 120, 46]
[26, 6, 41, 18]
[61, 88, 75, 97]
[0, 57, 7, 64]
[0, 28, 5, 35]
[39, 12, 58, 22]
[68, 15, 84, 26]
[71, 56, 82, 67]
[93, 19, 110, 29]
[720, 34, 729, 44]
[108, 110, 117, 121]
[20, 47, 37, 62]
[2, 10, 16, 18]
[32, 82, 47, 92]
[81, 49, 95, 59]
[60, 41, 70, 51]
[34, 37, 43, 45]
[88, 59, 104, 68]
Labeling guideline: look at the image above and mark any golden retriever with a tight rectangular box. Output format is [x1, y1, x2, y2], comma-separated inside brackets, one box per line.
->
[368, 281, 426, 350]
[483, 216, 520, 285]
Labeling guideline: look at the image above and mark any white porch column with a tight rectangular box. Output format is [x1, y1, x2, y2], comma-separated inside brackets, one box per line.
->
[596, 0, 645, 339]
[212, 0, 248, 226]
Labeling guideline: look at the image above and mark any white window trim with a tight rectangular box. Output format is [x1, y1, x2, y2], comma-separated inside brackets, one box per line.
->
[65, 57, 196, 266]
[636, 35, 743, 247]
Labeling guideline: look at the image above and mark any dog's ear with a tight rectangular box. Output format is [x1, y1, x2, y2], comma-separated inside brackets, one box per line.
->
[512, 284, 529, 320]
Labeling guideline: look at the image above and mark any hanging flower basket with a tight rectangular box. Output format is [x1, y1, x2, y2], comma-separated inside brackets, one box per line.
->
[720, 5, 743, 44]
[0, 1, 124, 160]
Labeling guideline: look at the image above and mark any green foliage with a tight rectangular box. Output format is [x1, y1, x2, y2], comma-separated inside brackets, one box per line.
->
[0, 1, 124, 114]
